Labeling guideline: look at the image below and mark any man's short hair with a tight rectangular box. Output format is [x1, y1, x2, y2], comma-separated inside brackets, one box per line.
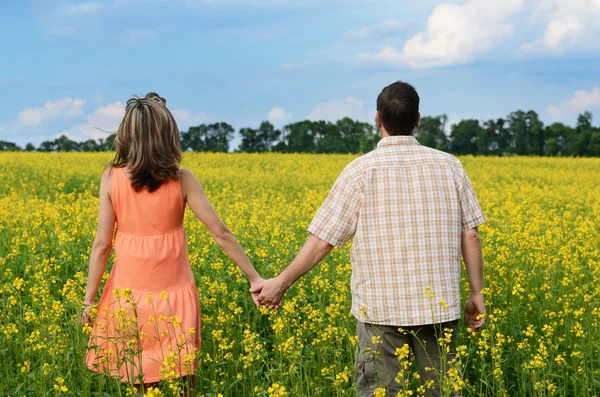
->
[376, 81, 420, 136]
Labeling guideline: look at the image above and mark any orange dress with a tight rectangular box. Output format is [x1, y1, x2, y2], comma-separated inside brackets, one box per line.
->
[86, 166, 201, 384]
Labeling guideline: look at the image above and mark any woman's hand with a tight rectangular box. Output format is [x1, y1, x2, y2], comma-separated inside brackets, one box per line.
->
[249, 277, 265, 307]
[81, 304, 92, 325]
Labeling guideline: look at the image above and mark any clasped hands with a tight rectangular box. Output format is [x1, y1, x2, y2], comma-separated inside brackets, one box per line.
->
[249, 275, 290, 309]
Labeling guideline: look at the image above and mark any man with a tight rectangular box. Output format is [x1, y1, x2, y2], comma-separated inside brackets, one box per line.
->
[253, 81, 486, 396]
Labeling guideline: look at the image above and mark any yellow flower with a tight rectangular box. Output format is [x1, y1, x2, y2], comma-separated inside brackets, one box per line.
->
[19, 361, 31, 373]
[268, 383, 288, 397]
[53, 377, 67, 392]
[424, 286, 433, 299]
[82, 323, 92, 334]
[145, 387, 164, 397]
[374, 387, 386, 397]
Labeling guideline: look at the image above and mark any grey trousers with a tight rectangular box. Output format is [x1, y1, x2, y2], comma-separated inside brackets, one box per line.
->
[355, 320, 459, 397]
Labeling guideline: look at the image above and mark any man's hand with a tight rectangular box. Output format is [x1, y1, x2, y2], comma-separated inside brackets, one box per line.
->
[254, 276, 289, 308]
[464, 294, 486, 332]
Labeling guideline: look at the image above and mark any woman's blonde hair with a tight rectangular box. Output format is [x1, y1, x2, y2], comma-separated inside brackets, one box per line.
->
[108, 92, 182, 192]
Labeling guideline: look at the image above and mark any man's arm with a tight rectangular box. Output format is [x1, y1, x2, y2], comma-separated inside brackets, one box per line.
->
[462, 227, 485, 332]
[254, 234, 334, 307]
[254, 164, 361, 307]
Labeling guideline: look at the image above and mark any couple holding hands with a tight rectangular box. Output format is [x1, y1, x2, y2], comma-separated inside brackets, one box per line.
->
[83, 82, 485, 397]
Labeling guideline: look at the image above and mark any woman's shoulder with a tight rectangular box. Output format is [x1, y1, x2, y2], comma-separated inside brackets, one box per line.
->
[179, 167, 191, 175]
[102, 166, 121, 181]
[179, 168, 203, 194]
[179, 168, 197, 182]
[100, 166, 119, 195]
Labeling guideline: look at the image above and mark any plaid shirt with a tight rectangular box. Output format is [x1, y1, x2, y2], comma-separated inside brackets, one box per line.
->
[308, 136, 485, 326]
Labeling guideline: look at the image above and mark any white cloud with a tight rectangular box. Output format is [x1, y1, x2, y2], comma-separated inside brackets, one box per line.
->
[355, 0, 524, 69]
[521, 0, 600, 53]
[62, 2, 104, 16]
[308, 97, 367, 122]
[547, 87, 600, 119]
[59, 102, 125, 141]
[87, 102, 126, 129]
[356, 46, 404, 67]
[344, 19, 402, 40]
[55, 102, 207, 142]
[126, 29, 155, 42]
[267, 107, 291, 123]
[17, 97, 87, 126]
[171, 108, 207, 130]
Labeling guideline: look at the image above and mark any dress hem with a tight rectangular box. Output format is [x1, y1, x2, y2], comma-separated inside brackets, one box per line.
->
[86, 362, 197, 384]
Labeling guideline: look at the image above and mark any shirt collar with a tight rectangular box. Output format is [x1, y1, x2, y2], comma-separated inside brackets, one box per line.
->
[377, 135, 420, 148]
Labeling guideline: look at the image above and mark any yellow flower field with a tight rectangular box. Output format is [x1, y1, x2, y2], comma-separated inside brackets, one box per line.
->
[0, 152, 599, 396]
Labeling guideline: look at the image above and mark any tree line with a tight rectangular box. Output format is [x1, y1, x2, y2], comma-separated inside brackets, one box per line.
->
[1, 110, 599, 156]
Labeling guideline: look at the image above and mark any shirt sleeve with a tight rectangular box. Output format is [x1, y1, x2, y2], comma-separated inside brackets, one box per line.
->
[456, 165, 486, 232]
[307, 169, 362, 247]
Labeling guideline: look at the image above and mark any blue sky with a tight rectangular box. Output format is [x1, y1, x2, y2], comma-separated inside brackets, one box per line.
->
[1, 0, 599, 148]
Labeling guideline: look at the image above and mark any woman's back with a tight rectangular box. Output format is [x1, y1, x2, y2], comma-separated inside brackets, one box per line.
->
[112, 166, 185, 235]
[110, 166, 194, 293]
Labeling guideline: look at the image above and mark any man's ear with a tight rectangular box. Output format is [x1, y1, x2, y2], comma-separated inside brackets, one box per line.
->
[416, 112, 421, 128]
[376, 112, 383, 129]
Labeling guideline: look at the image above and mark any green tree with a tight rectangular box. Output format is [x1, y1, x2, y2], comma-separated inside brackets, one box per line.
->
[181, 124, 207, 151]
[359, 129, 380, 153]
[80, 139, 101, 152]
[25, 142, 35, 152]
[38, 140, 56, 152]
[0, 141, 22, 151]
[181, 123, 234, 152]
[239, 121, 281, 153]
[415, 115, 449, 151]
[589, 129, 600, 157]
[54, 135, 79, 152]
[450, 120, 482, 155]
[206, 122, 234, 152]
[99, 133, 117, 151]
[482, 118, 508, 155]
[570, 112, 594, 156]
[544, 122, 572, 156]
[314, 121, 342, 153]
[312, 118, 378, 154]
[277, 121, 317, 153]
[337, 118, 378, 153]
[507, 110, 545, 155]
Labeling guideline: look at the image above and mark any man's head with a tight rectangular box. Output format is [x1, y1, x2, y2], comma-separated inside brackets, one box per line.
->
[376, 81, 420, 136]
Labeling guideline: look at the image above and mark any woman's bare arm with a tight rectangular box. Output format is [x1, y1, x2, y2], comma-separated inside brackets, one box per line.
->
[180, 169, 262, 290]
[82, 169, 116, 320]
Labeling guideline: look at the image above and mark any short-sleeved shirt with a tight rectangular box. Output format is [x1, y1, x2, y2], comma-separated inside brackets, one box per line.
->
[307, 135, 485, 326]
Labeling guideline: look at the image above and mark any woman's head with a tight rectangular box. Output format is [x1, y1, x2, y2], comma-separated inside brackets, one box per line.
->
[108, 92, 182, 192]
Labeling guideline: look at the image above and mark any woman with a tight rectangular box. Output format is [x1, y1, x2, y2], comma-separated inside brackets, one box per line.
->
[82, 92, 263, 395]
